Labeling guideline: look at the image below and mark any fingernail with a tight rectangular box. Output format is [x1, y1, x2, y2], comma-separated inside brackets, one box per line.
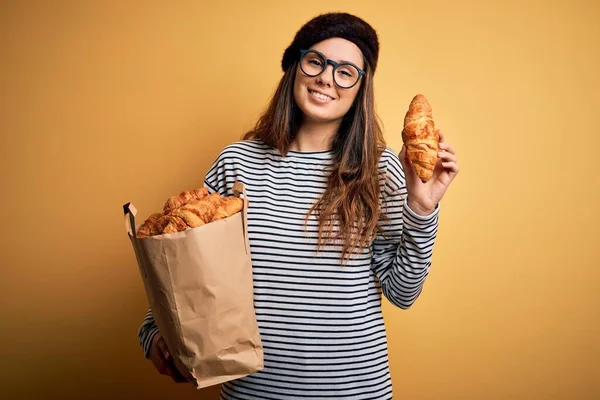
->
[165, 352, 171, 359]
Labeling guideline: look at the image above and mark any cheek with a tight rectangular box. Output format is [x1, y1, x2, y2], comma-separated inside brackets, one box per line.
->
[293, 80, 302, 103]
[339, 87, 360, 111]
[293, 71, 308, 104]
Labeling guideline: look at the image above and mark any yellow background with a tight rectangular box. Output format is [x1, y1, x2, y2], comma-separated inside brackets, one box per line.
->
[1, 0, 598, 399]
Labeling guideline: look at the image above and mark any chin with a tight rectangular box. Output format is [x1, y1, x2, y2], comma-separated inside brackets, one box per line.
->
[297, 97, 343, 123]
[303, 109, 337, 123]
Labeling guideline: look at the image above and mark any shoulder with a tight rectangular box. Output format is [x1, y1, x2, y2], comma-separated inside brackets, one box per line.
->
[378, 146, 405, 194]
[218, 139, 271, 156]
[378, 146, 403, 175]
[214, 139, 274, 163]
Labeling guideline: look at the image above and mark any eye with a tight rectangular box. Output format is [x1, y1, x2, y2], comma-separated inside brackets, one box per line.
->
[308, 58, 323, 67]
[336, 66, 357, 79]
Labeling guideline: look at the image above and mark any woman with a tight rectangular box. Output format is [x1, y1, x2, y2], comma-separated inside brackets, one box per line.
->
[138, 12, 459, 399]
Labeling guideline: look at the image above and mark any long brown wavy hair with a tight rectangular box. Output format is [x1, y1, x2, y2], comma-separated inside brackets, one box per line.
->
[243, 60, 387, 263]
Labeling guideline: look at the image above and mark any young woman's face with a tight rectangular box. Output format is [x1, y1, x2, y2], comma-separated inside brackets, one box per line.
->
[293, 37, 365, 125]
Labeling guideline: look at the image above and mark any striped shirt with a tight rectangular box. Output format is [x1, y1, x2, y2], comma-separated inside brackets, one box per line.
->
[138, 139, 439, 399]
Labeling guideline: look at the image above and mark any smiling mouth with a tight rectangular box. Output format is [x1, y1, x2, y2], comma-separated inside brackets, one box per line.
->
[308, 89, 334, 101]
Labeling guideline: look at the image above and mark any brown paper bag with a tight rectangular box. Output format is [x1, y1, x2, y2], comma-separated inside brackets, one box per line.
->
[123, 181, 264, 389]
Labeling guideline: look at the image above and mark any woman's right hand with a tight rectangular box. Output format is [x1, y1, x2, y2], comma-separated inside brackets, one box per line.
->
[148, 333, 188, 383]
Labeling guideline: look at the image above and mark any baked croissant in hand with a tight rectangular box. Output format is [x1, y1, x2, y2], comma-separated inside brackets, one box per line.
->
[401, 94, 439, 183]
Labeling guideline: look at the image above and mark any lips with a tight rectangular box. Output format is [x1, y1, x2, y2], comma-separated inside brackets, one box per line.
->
[308, 89, 335, 102]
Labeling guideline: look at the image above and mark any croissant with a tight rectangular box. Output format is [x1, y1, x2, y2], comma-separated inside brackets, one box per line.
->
[163, 187, 209, 214]
[401, 94, 439, 183]
[212, 197, 244, 221]
[203, 192, 225, 208]
[162, 215, 188, 234]
[169, 197, 218, 228]
[136, 189, 244, 237]
[137, 213, 172, 238]
[137, 212, 162, 238]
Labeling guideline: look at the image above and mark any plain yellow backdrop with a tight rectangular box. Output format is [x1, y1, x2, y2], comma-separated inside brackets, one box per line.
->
[1, 0, 598, 399]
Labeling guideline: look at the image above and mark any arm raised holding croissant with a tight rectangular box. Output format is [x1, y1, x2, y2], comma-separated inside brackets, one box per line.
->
[400, 94, 460, 215]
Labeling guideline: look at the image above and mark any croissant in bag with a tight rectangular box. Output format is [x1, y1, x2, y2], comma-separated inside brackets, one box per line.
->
[123, 181, 264, 389]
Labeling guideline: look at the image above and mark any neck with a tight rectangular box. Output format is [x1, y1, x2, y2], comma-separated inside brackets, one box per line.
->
[290, 118, 341, 152]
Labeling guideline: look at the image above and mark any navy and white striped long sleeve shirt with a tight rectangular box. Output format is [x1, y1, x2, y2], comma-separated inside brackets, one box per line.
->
[138, 139, 439, 399]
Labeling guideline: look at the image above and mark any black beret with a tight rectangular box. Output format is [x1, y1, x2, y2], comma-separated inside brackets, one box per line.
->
[281, 12, 380, 73]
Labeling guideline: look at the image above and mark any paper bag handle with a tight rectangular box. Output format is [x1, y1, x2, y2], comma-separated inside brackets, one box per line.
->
[232, 181, 251, 255]
[123, 202, 138, 238]
[123, 202, 149, 278]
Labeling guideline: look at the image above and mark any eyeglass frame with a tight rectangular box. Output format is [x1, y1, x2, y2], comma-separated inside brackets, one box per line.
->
[298, 49, 366, 89]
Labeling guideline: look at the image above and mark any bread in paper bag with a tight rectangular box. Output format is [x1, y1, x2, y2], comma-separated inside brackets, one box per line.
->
[124, 182, 263, 389]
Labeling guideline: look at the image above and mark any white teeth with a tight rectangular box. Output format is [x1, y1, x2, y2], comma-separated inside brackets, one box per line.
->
[310, 90, 332, 101]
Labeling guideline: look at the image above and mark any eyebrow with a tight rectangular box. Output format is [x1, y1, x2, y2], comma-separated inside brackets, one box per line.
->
[331, 56, 361, 67]
[309, 48, 363, 68]
[341, 60, 365, 71]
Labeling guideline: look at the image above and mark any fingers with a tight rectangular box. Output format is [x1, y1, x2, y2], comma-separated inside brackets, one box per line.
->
[167, 359, 188, 383]
[438, 149, 457, 163]
[150, 335, 173, 376]
[438, 141, 456, 155]
[150, 335, 188, 383]
[398, 145, 414, 175]
[438, 147, 460, 174]
[150, 350, 170, 376]
[154, 335, 171, 360]
[441, 160, 460, 174]
[164, 358, 187, 383]
[151, 348, 186, 382]
[437, 130, 457, 154]
[399, 144, 406, 161]
[437, 129, 444, 143]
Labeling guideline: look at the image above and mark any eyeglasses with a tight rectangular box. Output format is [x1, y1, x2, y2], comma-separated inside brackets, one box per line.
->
[299, 49, 365, 89]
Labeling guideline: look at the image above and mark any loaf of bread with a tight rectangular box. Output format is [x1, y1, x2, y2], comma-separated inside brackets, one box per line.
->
[401, 94, 439, 183]
[136, 189, 244, 238]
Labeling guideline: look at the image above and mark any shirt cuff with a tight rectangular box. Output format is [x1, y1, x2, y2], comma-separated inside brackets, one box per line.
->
[403, 198, 439, 226]
[142, 326, 159, 359]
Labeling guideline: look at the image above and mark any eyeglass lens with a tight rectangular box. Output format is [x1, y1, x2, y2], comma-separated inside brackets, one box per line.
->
[300, 51, 360, 88]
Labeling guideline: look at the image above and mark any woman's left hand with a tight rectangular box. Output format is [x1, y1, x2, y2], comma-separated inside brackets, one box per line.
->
[399, 130, 460, 216]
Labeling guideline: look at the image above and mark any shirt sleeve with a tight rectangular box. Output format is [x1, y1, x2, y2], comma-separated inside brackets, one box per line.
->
[137, 309, 159, 358]
[370, 151, 440, 309]
[203, 146, 237, 196]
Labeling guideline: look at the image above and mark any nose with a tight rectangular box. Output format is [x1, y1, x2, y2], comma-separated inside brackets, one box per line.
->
[316, 62, 334, 87]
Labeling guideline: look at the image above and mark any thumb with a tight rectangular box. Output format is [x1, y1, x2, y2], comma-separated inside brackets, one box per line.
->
[155, 335, 171, 360]
[399, 145, 414, 176]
